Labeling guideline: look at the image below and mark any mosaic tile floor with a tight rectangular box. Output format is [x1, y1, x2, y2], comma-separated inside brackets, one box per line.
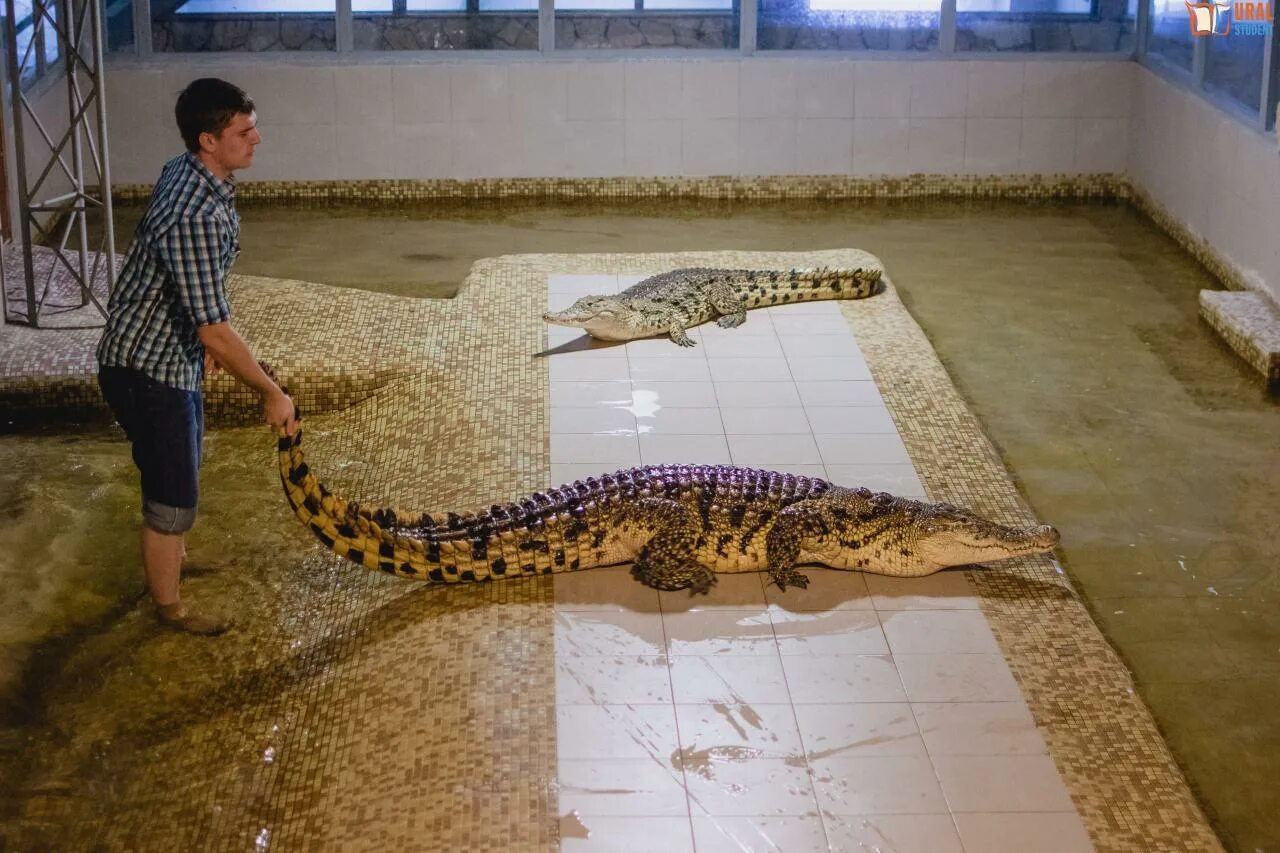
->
[1, 250, 1222, 852]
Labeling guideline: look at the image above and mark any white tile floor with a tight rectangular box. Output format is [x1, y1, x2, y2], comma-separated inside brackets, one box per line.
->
[546, 274, 1093, 853]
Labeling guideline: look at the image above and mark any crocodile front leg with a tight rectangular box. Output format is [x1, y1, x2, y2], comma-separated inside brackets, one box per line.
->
[764, 501, 831, 590]
[665, 322, 697, 347]
[626, 497, 717, 593]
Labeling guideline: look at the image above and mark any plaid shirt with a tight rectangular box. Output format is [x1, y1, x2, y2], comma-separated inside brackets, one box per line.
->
[97, 152, 240, 391]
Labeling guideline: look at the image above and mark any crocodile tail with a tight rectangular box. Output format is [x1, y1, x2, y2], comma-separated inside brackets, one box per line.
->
[789, 266, 883, 299]
[747, 266, 884, 308]
[277, 425, 459, 582]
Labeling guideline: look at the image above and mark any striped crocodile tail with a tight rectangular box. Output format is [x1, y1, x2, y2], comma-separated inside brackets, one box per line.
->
[762, 266, 885, 305]
[277, 426, 447, 581]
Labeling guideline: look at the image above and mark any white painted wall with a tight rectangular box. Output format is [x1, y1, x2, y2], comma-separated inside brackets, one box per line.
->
[102, 57, 1133, 185]
[1128, 65, 1280, 305]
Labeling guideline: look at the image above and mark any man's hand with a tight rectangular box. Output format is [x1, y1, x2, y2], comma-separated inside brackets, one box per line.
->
[204, 351, 223, 377]
[197, 323, 298, 436]
[265, 388, 299, 437]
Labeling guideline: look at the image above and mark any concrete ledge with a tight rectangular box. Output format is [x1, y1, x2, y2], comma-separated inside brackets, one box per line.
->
[1199, 290, 1280, 392]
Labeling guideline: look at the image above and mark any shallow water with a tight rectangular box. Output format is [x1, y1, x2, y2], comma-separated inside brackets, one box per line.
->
[7, 197, 1279, 851]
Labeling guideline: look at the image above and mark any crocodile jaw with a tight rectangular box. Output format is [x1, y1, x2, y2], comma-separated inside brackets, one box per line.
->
[542, 310, 662, 342]
[921, 523, 1060, 571]
[542, 309, 595, 328]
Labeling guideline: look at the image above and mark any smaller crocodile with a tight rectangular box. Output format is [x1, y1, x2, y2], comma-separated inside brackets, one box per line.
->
[543, 266, 884, 347]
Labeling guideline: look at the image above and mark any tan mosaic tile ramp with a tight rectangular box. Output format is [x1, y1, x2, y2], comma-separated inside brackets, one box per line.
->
[4, 250, 1220, 852]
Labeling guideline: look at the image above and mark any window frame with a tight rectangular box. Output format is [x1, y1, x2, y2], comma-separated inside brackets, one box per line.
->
[1137, 0, 1278, 131]
[8, 0, 64, 90]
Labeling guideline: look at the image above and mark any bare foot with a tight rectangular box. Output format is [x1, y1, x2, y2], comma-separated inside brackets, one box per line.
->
[156, 602, 229, 636]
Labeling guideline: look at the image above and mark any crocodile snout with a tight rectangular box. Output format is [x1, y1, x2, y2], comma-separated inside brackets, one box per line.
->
[1030, 524, 1061, 549]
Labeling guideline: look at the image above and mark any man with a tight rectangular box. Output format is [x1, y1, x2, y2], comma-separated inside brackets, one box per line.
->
[97, 78, 297, 635]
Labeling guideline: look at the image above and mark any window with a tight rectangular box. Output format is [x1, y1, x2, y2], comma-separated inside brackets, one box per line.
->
[174, 0, 368, 11]
[153, 0, 336, 50]
[350, 0, 538, 49]
[809, 0, 938, 9]
[558, 0, 732, 7]
[1204, 18, 1267, 112]
[759, 0, 941, 50]
[1145, 0, 1193, 68]
[554, 0, 738, 49]
[10, 0, 61, 88]
[957, 0, 1133, 52]
[647, 0, 732, 8]
[104, 0, 136, 51]
[1140, 0, 1276, 131]
[957, 0, 1091, 9]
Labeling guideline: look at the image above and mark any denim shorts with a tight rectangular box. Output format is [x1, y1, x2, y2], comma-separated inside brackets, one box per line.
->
[98, 365, 203, 515]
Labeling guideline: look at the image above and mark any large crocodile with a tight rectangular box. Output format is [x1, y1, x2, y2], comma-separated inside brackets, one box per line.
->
[543, 266, 884, 346]
[278, 428, 1059, 592]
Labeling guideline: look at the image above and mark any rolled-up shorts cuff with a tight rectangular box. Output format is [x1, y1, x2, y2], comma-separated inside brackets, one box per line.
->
[143, 499, 197, 534]
[98, 366, 203, 527]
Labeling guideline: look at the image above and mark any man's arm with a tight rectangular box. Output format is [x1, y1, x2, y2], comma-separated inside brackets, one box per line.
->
[157, 215, 297, 435]
[198, 321, 297, 435]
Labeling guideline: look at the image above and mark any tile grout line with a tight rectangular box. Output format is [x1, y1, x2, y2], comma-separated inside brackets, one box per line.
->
[618, 272, 643, 467]
[747, 310, 831, 846]
[654, 555, 699, 851]
[820, 304, 953, 843]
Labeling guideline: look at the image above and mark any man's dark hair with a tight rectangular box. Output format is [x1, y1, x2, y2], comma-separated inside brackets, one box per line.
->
[175, 78, 255, 154]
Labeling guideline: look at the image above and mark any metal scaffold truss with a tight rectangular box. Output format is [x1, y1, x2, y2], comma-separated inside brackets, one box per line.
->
[2, 0, 115, 328]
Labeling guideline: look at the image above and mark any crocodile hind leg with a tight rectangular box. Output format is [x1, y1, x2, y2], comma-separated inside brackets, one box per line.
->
[763, 501, 831, 591]
[709, 287, 748, 328]
[625, 498, 717, 593]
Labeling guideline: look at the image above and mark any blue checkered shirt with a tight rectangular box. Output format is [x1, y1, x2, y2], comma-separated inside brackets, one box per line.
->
[97, 152, 240, 391]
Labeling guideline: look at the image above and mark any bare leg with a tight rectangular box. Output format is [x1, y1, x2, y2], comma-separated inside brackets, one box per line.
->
[142, 526, 184, 607]
[143, 527, 226, 635]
